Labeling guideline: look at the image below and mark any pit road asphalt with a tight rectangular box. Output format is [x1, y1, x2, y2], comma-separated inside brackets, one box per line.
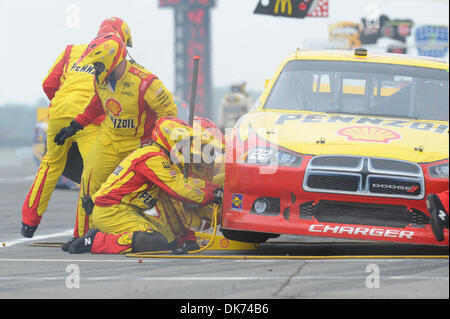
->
[0, 165, 448, 300]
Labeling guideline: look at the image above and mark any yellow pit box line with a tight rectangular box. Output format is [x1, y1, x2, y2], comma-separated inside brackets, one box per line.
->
[195, 232, 259, 251]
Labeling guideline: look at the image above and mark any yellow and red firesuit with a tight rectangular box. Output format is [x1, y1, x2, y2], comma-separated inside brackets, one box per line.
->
[83, 118, 220, 254]
[58, 33, 177, 238]
[21, 44, 104, 234]
[22, 18, 133, 239]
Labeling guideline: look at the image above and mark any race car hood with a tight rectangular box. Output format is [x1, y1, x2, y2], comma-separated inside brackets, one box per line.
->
[236, 110, 449, 163]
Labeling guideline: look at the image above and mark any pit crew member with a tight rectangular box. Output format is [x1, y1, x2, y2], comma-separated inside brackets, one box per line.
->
[53, 33, 177, 248]
[67, 117, 222, 254]
[21, 18, 133, 244]
[218, 76, 253, 132]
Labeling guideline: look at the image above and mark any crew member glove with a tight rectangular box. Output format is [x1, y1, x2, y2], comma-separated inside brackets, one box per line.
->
[81, 194, 95, 215]
[54, 120, 83, 145]
[213, 188, 224, 204]
[200, 185, 223, 206]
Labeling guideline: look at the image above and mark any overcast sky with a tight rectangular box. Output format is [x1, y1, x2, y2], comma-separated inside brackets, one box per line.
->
[0, 0, 448, 105]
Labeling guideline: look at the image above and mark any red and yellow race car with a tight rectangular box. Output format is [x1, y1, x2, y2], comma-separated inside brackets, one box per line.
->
[221, 48, 449, 246]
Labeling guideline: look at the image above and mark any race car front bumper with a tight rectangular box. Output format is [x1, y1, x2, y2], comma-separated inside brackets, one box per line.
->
[222, 160, 449, 246]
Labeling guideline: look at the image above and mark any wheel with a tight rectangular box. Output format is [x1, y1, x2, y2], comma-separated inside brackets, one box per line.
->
[220, 228, 280, 243]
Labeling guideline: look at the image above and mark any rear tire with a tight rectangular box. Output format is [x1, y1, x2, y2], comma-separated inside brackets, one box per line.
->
[221, 228, 280, 243]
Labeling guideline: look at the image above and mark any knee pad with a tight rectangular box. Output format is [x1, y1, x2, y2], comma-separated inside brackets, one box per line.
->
[132, 231, 169, 253]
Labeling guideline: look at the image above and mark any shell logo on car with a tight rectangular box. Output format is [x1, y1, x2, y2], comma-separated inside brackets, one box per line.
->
[337, 126, 401, 143]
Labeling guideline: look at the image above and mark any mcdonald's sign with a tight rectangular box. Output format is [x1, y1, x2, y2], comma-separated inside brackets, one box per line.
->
[254, 0, 328, 19]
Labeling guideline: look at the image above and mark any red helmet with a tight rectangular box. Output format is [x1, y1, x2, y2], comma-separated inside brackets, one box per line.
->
[78, 33, 127, 85]
[152, 116, 223, 165]
[98, 17, 132, 48]
[194, 116, 225, 145]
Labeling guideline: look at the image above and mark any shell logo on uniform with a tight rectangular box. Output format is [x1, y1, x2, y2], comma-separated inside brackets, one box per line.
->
[337, 126, 401, 143]
[105, 98, 123, 117]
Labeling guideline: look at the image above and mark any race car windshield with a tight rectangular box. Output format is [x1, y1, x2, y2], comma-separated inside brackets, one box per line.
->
[264, 60, 449, 122]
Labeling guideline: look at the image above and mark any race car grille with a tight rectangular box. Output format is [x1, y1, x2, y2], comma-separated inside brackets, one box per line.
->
[370, 158, 420, 174]
[410, 209, 430, 228]
[303, 156, 424, 199]
[307, 175, 359, 192]
[299, 200, 430, 228]
[310, 156, 361, 169]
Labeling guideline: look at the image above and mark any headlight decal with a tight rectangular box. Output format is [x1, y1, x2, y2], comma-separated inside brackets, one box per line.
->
[245, 147, 302, 167]
[429, 163, 449, 179]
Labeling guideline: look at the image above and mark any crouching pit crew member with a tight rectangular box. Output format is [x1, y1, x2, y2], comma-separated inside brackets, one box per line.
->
[67, 117, 223, 254]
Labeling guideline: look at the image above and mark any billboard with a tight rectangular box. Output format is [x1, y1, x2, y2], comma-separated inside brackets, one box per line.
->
[253, 0, 329, 19]
[159, 0, 215, 118]
[329, 22, 362, 49]
[415, 25, 449, 58]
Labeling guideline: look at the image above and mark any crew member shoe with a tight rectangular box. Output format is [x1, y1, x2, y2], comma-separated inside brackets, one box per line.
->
[61, 237, 77, 252]
[171, 230, 200, 254]
[172, 240, 200, 255]
[68, 229, 99, 254]
[21, 222, 37, 238]
[427, 194, 449, 242]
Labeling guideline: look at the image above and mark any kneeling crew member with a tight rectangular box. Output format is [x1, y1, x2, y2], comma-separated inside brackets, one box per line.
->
[68, 117, 222, 254]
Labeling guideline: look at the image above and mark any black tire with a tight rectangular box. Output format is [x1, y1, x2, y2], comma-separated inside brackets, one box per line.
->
[62, 142, 83, 184]
[220, 228, 280, 243]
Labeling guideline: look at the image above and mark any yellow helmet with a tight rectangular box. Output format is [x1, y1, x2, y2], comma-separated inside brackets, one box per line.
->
[152, 117, 223, 165]
[97, 17, 132, 47]
[78, 33, 127, 85]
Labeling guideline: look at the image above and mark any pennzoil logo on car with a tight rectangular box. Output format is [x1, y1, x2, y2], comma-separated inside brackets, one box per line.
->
[231, 193, 243, 211]
[337, 126, 401, 143]
[105, 98, 123, 117]
[273, 114, 449, 134]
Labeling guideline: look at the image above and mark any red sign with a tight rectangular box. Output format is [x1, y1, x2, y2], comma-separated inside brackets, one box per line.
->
[159, 0, 214, 7]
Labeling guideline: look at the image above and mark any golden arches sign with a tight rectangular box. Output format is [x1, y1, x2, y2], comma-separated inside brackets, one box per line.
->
[253, 0, 329, 19]
[274, 0, 292, 15]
